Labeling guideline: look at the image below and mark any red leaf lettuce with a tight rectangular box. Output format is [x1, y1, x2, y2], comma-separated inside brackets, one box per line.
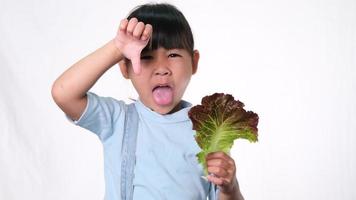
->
[188, 93, 259, 175]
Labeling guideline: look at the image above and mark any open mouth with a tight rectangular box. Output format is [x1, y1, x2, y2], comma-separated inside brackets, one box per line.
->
[152, 84, 172, 92]
[152, 84, 174, 106]
[152, 84, 171, 91]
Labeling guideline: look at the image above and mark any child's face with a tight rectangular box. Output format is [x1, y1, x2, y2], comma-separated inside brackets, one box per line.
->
[120, 47, 199, 115]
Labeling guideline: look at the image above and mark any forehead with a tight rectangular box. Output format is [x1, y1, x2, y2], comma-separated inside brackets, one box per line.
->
[142, 47, 190, 55]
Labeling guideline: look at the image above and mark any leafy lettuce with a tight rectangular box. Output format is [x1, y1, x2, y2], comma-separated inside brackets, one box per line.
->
[188, 93, 259, 175]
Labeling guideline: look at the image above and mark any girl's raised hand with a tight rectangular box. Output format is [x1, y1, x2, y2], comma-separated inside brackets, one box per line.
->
[114, 18, 152, 74]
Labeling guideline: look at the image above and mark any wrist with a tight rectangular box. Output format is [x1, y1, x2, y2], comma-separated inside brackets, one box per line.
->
[219, 178, 244, 200]
[221, 178, 239, 194]
[108, 39, 125, 62]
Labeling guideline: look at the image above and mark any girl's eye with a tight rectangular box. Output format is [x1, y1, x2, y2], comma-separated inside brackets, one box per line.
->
[168, 53, 181, 58]
[141, 55, 153, 60]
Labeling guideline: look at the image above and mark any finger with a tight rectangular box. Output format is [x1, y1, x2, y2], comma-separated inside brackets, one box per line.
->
[206, 158, 231, 171]
[207, 175, 224, 186]
[133, 22, 145, 39]
[126, 17, 138, 34]
[141, 24, 152, 41]
[119, 19, 129, 32]
[206, 152, 235, 169]
[131, 55, 141, 75]
[206, 151, 231, 162]
[207, 175, 234, 190]
[207, 166, 229, 178]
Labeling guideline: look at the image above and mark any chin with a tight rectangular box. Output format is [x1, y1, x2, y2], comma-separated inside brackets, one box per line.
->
[151, 101, 180, 115]
[153, 105, 174, 115]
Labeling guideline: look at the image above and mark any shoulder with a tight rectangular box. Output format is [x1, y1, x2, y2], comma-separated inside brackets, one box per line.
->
[86, 92, 128, 109]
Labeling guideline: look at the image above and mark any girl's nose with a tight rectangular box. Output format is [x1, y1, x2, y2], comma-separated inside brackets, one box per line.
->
[154, 62, 171, 76]
[154, 68, 171, 76]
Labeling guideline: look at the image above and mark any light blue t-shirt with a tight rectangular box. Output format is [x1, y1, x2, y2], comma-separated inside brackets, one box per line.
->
[70, 92, 218, 200]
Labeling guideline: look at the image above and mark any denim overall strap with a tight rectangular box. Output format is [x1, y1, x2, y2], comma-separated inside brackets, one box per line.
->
[209, 181, 220, 200]
[121, 103, 139, 200]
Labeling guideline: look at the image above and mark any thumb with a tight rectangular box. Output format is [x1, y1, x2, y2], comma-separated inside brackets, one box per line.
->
[131, 55, 141, 75]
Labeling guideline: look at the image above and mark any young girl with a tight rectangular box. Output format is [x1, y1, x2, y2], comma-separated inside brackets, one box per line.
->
[52, 3, 244, 200]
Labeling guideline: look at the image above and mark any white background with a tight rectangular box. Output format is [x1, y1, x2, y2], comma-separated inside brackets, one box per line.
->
[1, 0, 355, 199]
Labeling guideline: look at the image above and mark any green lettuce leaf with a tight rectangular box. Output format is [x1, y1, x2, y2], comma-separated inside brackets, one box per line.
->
[188, 93, 259, 175]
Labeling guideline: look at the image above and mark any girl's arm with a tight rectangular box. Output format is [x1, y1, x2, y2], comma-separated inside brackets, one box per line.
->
[218, 178, 244, 200]
[51, 40, 122, 121]
[51, 18, 152, 121]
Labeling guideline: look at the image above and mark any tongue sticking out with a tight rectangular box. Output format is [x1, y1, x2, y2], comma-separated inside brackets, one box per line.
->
[152, 86, 173, 106]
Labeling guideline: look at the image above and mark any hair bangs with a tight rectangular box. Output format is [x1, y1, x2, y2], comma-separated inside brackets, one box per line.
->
[127, 3, 194, 55]
[144, 19, 193, 54]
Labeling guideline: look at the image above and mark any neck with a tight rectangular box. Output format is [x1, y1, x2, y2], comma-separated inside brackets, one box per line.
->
[167, 101, 182, 114]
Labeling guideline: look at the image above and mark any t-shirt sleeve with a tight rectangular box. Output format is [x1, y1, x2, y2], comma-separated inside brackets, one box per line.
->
[66, 92, 125, 141]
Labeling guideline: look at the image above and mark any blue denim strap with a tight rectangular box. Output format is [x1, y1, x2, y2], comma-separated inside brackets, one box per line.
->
[209, 182, 220, 200]
[121, 103, 138, 200]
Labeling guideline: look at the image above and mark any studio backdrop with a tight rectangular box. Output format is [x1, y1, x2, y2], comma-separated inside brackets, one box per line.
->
[1, 0, 355, 199]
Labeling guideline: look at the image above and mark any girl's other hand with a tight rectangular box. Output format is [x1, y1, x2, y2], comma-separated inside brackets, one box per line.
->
[114, 18, 152, 74]
[206, 151, 240, 195]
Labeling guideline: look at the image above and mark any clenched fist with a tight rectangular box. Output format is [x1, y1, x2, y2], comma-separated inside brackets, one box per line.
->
[114, 17, 153, 74]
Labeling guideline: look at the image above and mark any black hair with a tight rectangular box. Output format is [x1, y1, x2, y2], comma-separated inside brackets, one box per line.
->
[127, 3, 194, 55]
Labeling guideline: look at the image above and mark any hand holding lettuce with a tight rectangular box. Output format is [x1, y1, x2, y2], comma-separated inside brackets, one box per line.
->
[188, 93, 259, 176]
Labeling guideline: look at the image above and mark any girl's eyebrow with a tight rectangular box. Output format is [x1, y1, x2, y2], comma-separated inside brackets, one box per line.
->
[168, 48, 183, 52]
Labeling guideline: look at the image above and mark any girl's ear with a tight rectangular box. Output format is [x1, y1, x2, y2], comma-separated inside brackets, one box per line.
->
[119, 60, 130, 79]
[192, 50, 200, 75]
